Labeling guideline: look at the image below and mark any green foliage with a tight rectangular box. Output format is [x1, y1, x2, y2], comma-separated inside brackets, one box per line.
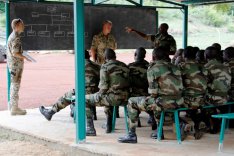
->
[0, 13, 5, 28]
[228, 24, 234, 33]
[0, 2, 5, 13]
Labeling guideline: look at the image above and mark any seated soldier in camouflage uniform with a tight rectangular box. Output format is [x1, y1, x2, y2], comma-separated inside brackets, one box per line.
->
[171, 48, 184, 65]
[179, 46, 208, 140]
[39, 50, 100, 121]
[196, 50, 206, 66]
[204, 46, 231, 134]
[223, 47, 234, 101]
[118, 47, 188, 144]
[128, 47, 156, 129]
[85, 49, 129, 136]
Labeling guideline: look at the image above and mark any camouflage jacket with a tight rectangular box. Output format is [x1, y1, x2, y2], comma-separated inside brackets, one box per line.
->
[205, 59, 231, 96]
[7, 31, 24, 66]
[91, 32, 117, 64]
[146, 33, 176, 54]
[147, 60, 183, 99]
[224, 59, 234, 99]
[98, 59, 129, 95]
[180, 60, 208, 96]
[85, 59, 100, 94]
[128, 60, 149, 96]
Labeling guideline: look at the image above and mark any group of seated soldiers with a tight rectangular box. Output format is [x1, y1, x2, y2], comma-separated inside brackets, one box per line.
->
[39, 43, 234, 144]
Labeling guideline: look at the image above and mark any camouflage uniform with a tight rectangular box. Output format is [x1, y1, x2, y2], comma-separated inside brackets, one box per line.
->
[85, 60, 129, 119]
[0, 45, 6, 62]
[128, 60, 149, 97]
[7, 31, 24, 108]
[146, 33, 176, 54]
[51, 59, 100, 112]
[180, 60, 208, 108]
[127, 60, 184, 131]
[91, 32, 117, 64]
[205, 59, 231, 105]
[224, 59, 234, 100]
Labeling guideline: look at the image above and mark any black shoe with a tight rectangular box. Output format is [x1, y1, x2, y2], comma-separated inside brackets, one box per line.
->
[180, 122, 191, 141]
[194, 122, 206, 140]
[151, 132, 165, 140]
[106, 115, 112, 133]
[39, 106, 55, 121]
[86, 119, 96, 136]
[118, 132, 137, 143]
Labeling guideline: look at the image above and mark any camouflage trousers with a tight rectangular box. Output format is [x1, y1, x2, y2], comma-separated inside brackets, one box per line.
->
[205, 94, 227, 106]
[8, 62, 24, 107]
[127, 96, 184, 130]
[51, 89, 75, 112]
[184, 95, 205, 109]
[86, 92, 128, 119]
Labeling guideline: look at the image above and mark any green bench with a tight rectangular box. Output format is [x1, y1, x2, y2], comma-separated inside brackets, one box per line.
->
[212, 113, 234, 152]
[157, 102, 234, 144]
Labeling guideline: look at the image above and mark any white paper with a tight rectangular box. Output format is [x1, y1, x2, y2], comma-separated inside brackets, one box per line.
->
[23, 52, 37, 62]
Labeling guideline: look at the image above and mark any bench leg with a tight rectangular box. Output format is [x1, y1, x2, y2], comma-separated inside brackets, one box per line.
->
[174, 110, 182, 144]
[112, 106, 117, 132]
[157, 111, 165, 141]
[124, 105, 129, 134]
[219, 118, 226, 152]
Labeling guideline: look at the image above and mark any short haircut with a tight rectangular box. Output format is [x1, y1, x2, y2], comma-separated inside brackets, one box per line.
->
[224, 47, 234, 59]
[102, 20, 112, 26]
[11, 18, 23, 30]
[205, 46, 218, 60]
[184, 46, 196, 59]
[153, 46, 167, 60]
[161, 23, 169, 30]
[105, 48, 116, 60]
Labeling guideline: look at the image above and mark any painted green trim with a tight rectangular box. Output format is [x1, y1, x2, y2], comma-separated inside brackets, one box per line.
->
[5, 2, 11, 109]
[74, 0, 86, 143]
[182, 5, 188, 48]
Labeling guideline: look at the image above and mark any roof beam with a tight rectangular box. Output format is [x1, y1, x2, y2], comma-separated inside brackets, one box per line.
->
[126, 0, 142, 6]
[92, 0, 110, 5]
[157, 0, 185, 6]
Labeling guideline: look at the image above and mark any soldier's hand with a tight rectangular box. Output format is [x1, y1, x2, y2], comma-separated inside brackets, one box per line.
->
[125, 27, 133, 33]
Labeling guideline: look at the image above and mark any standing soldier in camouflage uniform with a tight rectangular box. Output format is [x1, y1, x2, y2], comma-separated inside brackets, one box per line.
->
[204, 46, 231, 133]
[223, 47, 234, 101]
[85, 49, 129, 136]
[7, 19, 31, 115]
[90, 20, 117, 64]
[128, 47, 156, 129]
[125, 23, 177, 55]
[179, 46, 208, 139]
[118, 47, 187, 144]
[39, 50, 100, 121]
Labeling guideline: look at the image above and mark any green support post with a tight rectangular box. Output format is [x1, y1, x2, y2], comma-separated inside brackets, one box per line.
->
[74, 0, 86, 143]
[155, 10, 158, 33]
[182, 5, 188, 48]
[5, 2, 11, 110]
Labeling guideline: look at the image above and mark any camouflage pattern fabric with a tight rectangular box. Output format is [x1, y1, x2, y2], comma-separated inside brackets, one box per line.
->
[0, 45, 6, 62]
[224, 58, 234, 100]
[128, 60, 149, 97]
[91, 32, 117, 64]
[86, 59, 129, 119]
[146, 33, 176, 54]
[127, 60, 184, 130]
[51, 59, 100, 112]
[7, 31, 24, 107]
[205, 59, 231, 105]
[180, 60, 208, 108]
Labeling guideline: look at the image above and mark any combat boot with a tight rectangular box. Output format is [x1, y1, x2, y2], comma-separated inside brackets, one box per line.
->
[11, 106, 27, 116]
[118, 129, 137, 143]
[106, 114, 112, 133]
[151, 128, 165, 140]
[92, 106, 97, 120]
[39, 106, 55, 121]
[86, 118, 96, 136]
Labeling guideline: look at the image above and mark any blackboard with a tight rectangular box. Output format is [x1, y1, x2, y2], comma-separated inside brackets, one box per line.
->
[10, 2, 156, 50]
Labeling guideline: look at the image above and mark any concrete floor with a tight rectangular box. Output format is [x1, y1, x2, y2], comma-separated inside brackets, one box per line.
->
[0, 107, 234, 156]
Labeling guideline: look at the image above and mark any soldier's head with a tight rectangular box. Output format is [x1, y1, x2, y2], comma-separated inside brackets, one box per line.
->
[152, 46, 166, 61]
[193, 47, 200, 54]
[212, 43, 221, 52]
[11, 18, 24, 33]
[102, 20, 112, 35]
[183, 46, 196, 60]
[105, 48, 116, 61]
[134, 47, 146, 62]
[223, 47, 234, 62]
[205, 46, 218, 61]
[159, 23, 169, 35]
[85, 50, 90, 59]
[196, 50, 205, 64]
[212, 43, 223, 62]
